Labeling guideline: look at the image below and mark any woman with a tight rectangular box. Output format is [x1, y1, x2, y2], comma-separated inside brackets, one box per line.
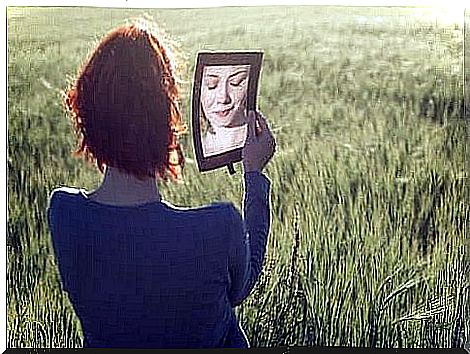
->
[200, 64, 250, 156]
[47, 22, 276, 348]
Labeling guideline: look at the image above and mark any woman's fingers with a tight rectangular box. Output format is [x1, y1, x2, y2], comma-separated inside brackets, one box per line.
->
[256, 111, 274, 139]
[255, 112, 263, 137]
[256, 112, 275, 144]
[242, 110, 276, 172]
[256, 112, 268, 131]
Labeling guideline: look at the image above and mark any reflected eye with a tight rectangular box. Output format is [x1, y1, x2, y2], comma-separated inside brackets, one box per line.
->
[229, 72, 247, 87]
[229, 77, 246, 87]
[206, 77, 219, 90]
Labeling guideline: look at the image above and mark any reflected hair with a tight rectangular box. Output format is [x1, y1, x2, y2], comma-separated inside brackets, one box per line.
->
[64, 22, 187, 181]
[200, 105, 215, 136]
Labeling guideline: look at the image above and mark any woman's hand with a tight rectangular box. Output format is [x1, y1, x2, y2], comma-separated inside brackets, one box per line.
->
[242, 110, 276, 173]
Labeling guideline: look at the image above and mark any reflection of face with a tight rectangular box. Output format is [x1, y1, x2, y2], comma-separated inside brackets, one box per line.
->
[201, 65, 250, 129]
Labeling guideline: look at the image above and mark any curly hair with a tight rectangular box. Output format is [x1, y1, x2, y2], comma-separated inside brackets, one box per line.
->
[64, 23, 187, 182]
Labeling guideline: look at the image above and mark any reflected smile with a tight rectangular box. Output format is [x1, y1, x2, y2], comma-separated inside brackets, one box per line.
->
[214, 108, 233, 118]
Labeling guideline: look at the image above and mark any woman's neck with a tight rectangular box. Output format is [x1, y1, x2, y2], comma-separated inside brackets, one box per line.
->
[88, 166, 161, 205]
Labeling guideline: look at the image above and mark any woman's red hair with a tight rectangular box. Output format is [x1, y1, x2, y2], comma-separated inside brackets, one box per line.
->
[64, 23, 186, 181]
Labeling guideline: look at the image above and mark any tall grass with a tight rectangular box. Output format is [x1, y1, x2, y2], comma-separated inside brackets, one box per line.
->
[7, 6, 468, 348]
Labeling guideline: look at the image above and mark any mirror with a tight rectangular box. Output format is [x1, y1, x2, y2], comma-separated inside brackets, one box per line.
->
[192, 52, 263, 173]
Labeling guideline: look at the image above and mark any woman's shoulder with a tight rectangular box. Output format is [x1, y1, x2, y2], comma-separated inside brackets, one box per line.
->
[48, 186, 84, 208]
[49, 186, 82, 198]
[47, 187, 86, 231]
[189, 202, 244, 242]
[165, 200, 240, 220]
[208, 201, 241, 219]
[201, 202, 243, 230]
[164, 201, 242, 232]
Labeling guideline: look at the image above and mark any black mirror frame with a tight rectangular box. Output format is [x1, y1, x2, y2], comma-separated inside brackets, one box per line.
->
[191, 51, 263, 173]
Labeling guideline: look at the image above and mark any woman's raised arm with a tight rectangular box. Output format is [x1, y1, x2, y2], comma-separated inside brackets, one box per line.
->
[227, 111, 276, 307]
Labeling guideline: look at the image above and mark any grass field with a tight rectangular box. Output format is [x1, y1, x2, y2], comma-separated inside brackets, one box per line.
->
[7, 6, 469, 348]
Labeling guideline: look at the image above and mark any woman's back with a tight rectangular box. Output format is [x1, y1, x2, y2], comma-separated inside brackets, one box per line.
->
[49, 187, 241, 348]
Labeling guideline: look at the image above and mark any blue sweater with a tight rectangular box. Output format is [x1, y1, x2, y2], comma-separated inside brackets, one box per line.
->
[47, 171, 271, 348]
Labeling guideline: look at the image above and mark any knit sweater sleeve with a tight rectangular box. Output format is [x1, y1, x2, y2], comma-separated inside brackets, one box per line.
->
[227, 171, 271, 307]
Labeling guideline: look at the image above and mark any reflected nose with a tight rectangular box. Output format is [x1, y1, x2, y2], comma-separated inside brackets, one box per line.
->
[216, 81, 231, 105]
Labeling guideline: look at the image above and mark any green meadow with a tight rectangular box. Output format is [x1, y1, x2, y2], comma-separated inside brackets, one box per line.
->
[7, 6, 468, 348]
